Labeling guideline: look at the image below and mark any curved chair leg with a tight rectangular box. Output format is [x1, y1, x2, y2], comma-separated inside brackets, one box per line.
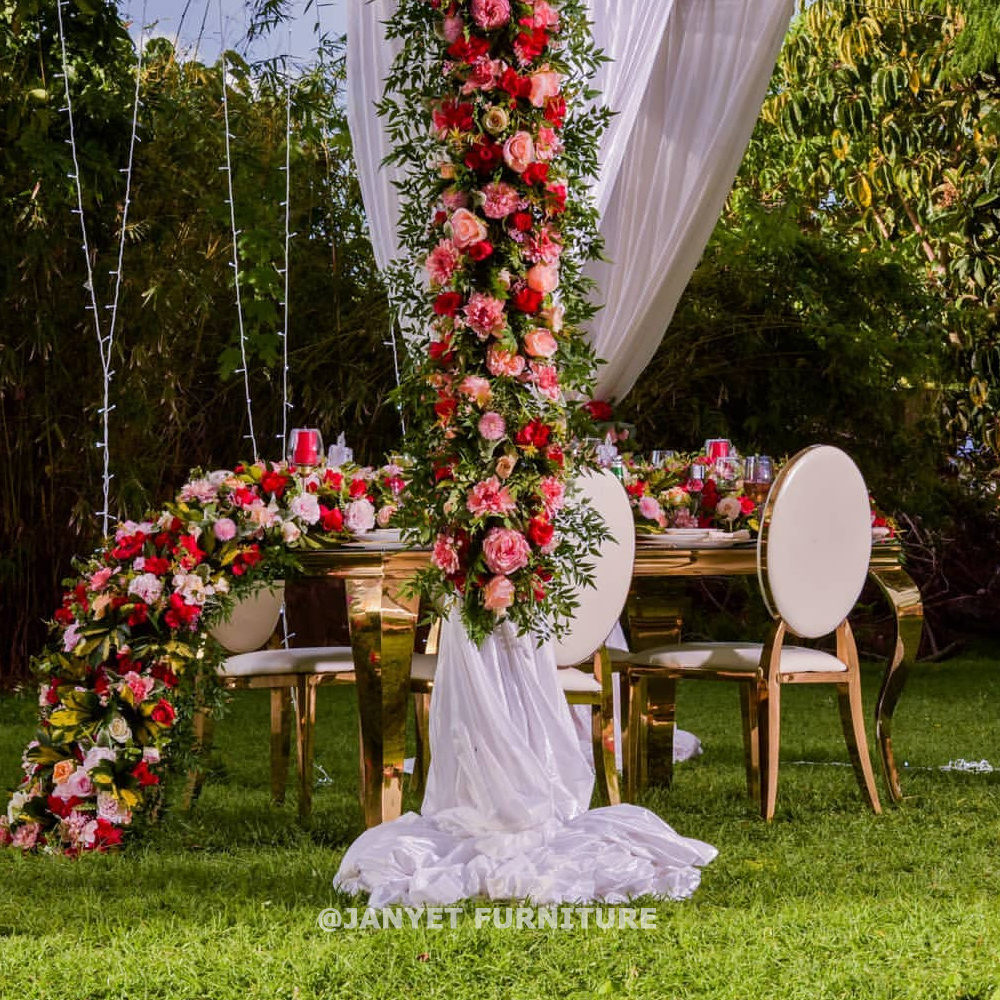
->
[838, 675, 883, 814]
[295, 675, 317, 825]
[759, 676, 781, 821]
[738, 681, 760, 802]
[270, 687, 293, 805]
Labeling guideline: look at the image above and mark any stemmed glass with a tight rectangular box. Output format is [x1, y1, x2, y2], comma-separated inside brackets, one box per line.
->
[743, 455, 774, 504]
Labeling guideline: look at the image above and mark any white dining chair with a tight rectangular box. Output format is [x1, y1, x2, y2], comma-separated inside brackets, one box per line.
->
[186, 583, 356, 822]
[410, 468, 636, 805]
[618, 445, 883, 820]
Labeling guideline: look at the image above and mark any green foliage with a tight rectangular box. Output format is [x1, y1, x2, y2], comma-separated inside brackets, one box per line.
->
[0, 3, 398, 683]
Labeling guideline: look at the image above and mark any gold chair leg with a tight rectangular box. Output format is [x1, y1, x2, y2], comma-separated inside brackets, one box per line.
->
[270, 687, 293, 805]
[183, 707, 215, 811]
[644, 674, 677, 790]
[412, 691, 432, 798]
[591, 647, 620, 806]
[759, 675, 781, 821]
[295, 675, 317, 825]
[836, 621, 882, 814]
[738, 681, 761, 802]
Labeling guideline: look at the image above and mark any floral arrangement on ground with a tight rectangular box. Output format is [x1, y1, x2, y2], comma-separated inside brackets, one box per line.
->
[1, 459, 408, 854]
[380, 0, 613, 644]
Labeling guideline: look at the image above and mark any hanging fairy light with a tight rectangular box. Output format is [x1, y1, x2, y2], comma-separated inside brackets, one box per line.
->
[218, 0, 259, 461]
[55, 0, 147, 537]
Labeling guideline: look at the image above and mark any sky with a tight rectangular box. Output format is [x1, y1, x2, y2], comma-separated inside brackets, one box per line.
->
[126, 0, 347, 69]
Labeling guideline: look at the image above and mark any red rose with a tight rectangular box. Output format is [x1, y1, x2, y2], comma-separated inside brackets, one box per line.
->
[127, 602, 148, 627]
[143, 556, 171, 576]
[499, 66, 532, 99]
[584, 399, 614, 422]
[434, 464, 455, 483]
[429, 336, 456, 366]
[467, 240, 494, 262]
[164, 593, 200, 629]
[545, 444, 565, 467]
[626, 482, 645, 499]
[512, 287, 543, 313]
[545, 182, 567, 214]
[515, 419, 552, 448]
[447, 35, 491, 64]
[522, 162, 549, 186]
[465, 138, 503, 174]
[349, 477, 368, 499]
[514, 23, 549, 63]
[151, 698, 176, 727]
[527, 515, 554, 547]
[320, 506, 344, 532]
[150, 661, 178, 688]
[740, 496, 757, 515]
[132, 760, 160, 787]
[434, 292, 463, 317]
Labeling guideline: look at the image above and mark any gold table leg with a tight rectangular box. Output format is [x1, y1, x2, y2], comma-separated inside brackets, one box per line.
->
[344, 569, 420, 828]
[869, 561, 924, 804]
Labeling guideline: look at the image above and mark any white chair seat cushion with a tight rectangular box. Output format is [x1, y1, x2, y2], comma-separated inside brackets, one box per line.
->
[556, 666, 602, 694]
[410, 654, 438, 683]
[631, 642, 847, 674]
[220, 646, 354, 678]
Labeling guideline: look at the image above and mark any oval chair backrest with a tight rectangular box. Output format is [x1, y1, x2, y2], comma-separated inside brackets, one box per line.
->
[757, 445, 871, 639]
[552, 469, 636, 667]
[208, 582, 285, 654]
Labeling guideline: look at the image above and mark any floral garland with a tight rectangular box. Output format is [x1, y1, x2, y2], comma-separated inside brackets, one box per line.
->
[2, 460, 407, 854]
[382, 0, 612, 644]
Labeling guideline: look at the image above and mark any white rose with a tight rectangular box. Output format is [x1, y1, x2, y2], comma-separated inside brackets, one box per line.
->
[289, 493, 321, 525]
[107, 716, 132, 744]
[282, 521, 302, 544]
[7, 791, 27, 824]
[716, 496, 742, 522]
[172, 573, 208, 604]
[83, 746, 116, 771]
[128, 573, 163, 604]
[345, 498, 376, 535]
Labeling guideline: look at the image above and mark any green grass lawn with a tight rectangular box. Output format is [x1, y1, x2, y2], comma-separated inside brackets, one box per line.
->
[1, 644, 998, 1000]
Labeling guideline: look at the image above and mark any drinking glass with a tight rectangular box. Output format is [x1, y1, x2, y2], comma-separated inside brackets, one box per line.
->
[649, 450, 676, 467]
[289, 427, 324, 468]
[704, 438, 732, 461]
[744, 455, 774, 504]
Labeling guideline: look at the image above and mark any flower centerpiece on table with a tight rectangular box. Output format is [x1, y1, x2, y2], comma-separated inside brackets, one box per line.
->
[380, 0, 613, 644]
[1, 458, 409, 854]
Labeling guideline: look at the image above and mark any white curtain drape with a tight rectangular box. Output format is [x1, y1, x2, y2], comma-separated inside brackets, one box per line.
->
[337, 0, 794, 905]
[346, 0, 793, 398]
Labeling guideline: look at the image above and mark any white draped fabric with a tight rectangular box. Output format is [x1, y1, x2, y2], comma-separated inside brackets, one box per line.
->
[336, 0, 793, 905]
[346, 0, 793, 397]
[335, 613, 716, 907]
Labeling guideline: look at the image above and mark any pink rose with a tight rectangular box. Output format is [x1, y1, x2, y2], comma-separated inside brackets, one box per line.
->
[503, 131, 535, 174]
[471, 0, 510, 30]
[496, 454, 517, 479]
[525, 225, 563, 264]
[482, 527, 531, 575]
[528, 69, 562, 108]
[483, 574, 516, 614]
[464, 292, 507, 338]
[481, 181, 522, 219]
[425, 239, 461, 286]
[478, 411, 507, 441]
[540, 303, 564, 332]
[529, 363, 560, 401]
[534, 126, 564, 162]
[487, 344, 527, 377]
[523, 329, 558, 357]
[467, 477, 517, 517]
[450, 208, 489, 249]
[526, 262, 559, 295]
[462, 56, 502, 95]
[531, 0, 560, 29]
[432, 533, 461, 575]
[459, 375, 492, 405]
[89, 566, 114, 592]
[638, 496, 665, 522]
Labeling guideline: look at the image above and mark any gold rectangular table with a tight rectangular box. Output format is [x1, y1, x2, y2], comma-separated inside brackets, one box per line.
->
[299, 539, 921, 828]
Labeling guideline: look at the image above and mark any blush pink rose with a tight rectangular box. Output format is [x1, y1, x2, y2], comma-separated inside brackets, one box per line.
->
[638, 496, 665, 522]
[483, 574, 515, 614]
[540, 303, 564, 332]
[529, 363, 560, 401]
[89, 566, 115, 592]
[534, 126, 564, 162]
[503, 131, 535, 174]
[467, 477, 517, 517]
[478, 411, 507, 441]
[525, 225, 563, 264]
[471, 0, 511, 30]
[523, 328, 558, 358]
[459, 375, 492, 405]
[442, 187, 470, 211]
[450, 208, 489, 249]
[528, 69, 562, 108]
[483, 526, 531, 575]
[425, 239, 461, 285]
[526, 262, 559, 294]
[531, 0, 560, 29]
[487, 344, 527, 377]
[442, 13, 464, 42]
